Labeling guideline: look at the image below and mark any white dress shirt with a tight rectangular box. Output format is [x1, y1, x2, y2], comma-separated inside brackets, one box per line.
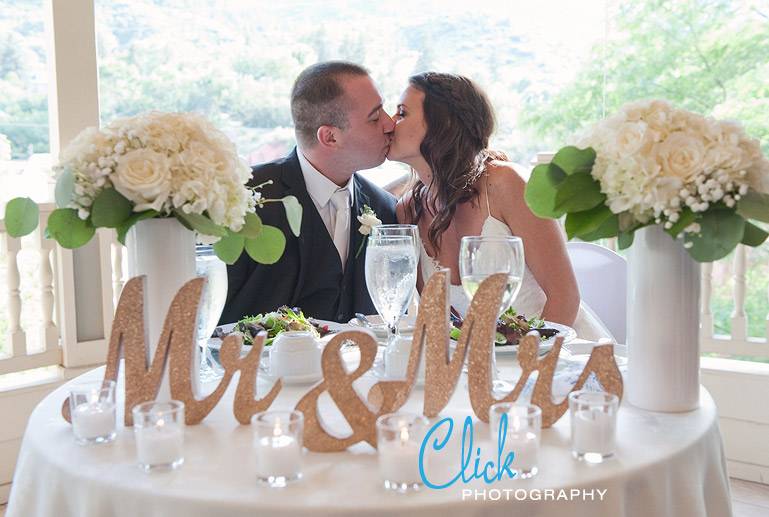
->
[297, 149, 354, 266]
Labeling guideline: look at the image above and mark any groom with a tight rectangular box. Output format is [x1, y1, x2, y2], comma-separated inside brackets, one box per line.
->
[220, 61, 398, 324]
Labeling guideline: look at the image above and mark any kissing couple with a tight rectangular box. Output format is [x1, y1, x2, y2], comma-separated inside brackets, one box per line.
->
[220, 60, 612, 342]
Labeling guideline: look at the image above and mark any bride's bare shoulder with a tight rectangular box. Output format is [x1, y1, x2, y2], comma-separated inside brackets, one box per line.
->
[485, 161, 529, 198]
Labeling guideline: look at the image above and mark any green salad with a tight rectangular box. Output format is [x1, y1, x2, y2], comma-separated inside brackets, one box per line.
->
[449, 307, 551, 346]
[215, 306, 331, 346]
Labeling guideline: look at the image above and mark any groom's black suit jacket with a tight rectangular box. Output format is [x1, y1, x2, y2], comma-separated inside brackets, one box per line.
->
[219, 148, 397, 324]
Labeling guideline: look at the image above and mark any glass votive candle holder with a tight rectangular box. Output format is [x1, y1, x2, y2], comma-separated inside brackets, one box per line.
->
[376, 412, 430, 493]
[252, 410, 304, 487]
[489, 402, 542, 479]
[69, 379, 117, 445]
[132, 400, 185, 472]
[569, 390, 619, 464]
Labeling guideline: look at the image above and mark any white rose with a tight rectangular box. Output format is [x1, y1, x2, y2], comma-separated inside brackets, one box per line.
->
[658, 132, 706, 182]
[112, 148, 171, 212]
[614, 121, 652, 158]
[357, 213, 382, 234]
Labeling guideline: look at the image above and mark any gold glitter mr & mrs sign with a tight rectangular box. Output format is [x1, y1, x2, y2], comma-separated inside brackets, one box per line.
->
[62, 270, 623, 452]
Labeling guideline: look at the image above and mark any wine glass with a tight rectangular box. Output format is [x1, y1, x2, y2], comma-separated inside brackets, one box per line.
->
[459, 236, 525, 386]
[364, 235, 418, 346]
[195, 245, 228, 383]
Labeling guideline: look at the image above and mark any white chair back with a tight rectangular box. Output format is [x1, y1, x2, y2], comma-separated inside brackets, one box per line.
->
[566, 242, 627, 343]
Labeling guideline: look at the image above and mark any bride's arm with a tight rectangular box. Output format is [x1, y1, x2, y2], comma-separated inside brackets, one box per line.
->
[488, 162, 580, 326]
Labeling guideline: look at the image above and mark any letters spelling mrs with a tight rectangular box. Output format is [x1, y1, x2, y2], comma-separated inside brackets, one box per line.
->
[62, 271, 623, 452]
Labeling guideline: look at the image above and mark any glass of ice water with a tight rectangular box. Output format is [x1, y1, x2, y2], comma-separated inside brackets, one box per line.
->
[195, 245, 228, 382]
[365, 235, 418, 345]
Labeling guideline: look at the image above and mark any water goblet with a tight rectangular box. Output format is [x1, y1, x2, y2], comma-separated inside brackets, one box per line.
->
[370, 224, 420, 259]
[459, 235, 525, 388]
[195, 245, 228, 383]
[370, 224, 421, 315]
[365, 235, 418, 347]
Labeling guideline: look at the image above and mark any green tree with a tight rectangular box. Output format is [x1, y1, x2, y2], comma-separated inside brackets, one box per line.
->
[520, 0, 769, 155]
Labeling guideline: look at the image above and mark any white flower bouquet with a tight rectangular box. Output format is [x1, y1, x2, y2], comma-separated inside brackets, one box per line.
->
[2, 112, 301, 264]
[525, 99, 769, 261]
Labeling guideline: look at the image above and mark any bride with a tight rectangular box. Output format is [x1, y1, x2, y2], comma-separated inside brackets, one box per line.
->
[387, 71, 612, 341]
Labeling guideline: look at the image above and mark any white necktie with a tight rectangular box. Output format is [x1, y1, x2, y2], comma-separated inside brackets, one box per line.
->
[330, 188, 351, 268]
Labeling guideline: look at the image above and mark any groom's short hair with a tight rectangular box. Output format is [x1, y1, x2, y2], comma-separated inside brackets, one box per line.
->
[291, 61, 370, 149]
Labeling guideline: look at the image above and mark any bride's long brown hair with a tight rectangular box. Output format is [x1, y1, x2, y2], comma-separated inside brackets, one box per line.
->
[407, 72, 508, 253]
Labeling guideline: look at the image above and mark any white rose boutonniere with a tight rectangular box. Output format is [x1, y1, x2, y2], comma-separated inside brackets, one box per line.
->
[355, 204, 381, 258]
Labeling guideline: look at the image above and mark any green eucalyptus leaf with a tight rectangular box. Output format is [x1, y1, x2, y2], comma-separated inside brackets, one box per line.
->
[741, 221, 769, 247]
[115, 210, 159, 244]
[684, 209, 745, 262]
[4, 197, 40, 237]
[46, 208, 95, 248]
[524, 164, 564, 219]
[665, 208, 697, 238]
[553, 174, 606, 213]
[244, 225, 286, 264]
[240, 211, 263, 238]
[617, 230, 635, 250]
[545, 162, 568, 187]
[54, 167, 75, 208]
[213, 232, 245, 264]
[551, 146, 596, 175]
[281, 195, 303, 237]
[173, 209, 227, 237]
[736, 191, 769, 223]
[577, 212, 619, 241]
[90, 188, 132, 228]
[564, 203, 614, 240]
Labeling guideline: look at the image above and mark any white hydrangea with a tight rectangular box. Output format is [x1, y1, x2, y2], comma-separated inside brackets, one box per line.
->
[55, 112, 260, 241]
[573, 100, 769, 235]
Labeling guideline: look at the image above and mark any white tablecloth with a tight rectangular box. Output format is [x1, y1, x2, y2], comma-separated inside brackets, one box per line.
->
[7, 343, 731, 517]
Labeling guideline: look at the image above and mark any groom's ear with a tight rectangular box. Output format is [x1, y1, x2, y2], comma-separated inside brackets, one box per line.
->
[316, 126, 340, 149]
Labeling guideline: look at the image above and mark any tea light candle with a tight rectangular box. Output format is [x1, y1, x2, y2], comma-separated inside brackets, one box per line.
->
[573, 409, 615, 455]
[489, 402, 542, 479]
[132, 400, 185, 471]
[69, 380, 117, 445]
[135, 419, 184, 467]
[378, 427, 422, 485]
[255, 428, 302, 479]
[507, 431, 538, 471]
[252, 410, 304, 487]
[72, 400, 116, 440]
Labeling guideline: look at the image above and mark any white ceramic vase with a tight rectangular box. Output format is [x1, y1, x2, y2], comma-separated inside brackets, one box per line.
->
[626, 225, 701, 412]
[126, 218, 197, 398]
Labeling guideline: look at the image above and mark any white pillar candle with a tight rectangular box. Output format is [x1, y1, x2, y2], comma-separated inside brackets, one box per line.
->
[573, 409, 616, 455]
[378, 430, 422, 485]
[72, 401, 115, 440]
[507, 431, 539, 471]
[136, 421, 184, 466]
[255, 433, 302, 479]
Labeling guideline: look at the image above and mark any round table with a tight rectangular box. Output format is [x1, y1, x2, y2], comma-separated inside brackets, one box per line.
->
[6, 341, 732, 517]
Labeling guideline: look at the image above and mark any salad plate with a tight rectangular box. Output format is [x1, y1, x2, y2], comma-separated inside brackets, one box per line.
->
[347, 314, 417, 338]
[494, 321, 576, 354]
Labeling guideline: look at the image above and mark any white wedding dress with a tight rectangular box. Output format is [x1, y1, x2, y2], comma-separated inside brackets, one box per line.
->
[419, 215, 614, 343]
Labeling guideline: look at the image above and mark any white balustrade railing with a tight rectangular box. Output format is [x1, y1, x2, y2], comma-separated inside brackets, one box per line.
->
[0, 203, 62, 375]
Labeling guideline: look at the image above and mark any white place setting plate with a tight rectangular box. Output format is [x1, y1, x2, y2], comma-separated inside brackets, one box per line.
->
[493, 321, 577, 354]
[258, 359, 324, 386]
[347, 314, 417, 338]
[206, 321, 342, 356]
